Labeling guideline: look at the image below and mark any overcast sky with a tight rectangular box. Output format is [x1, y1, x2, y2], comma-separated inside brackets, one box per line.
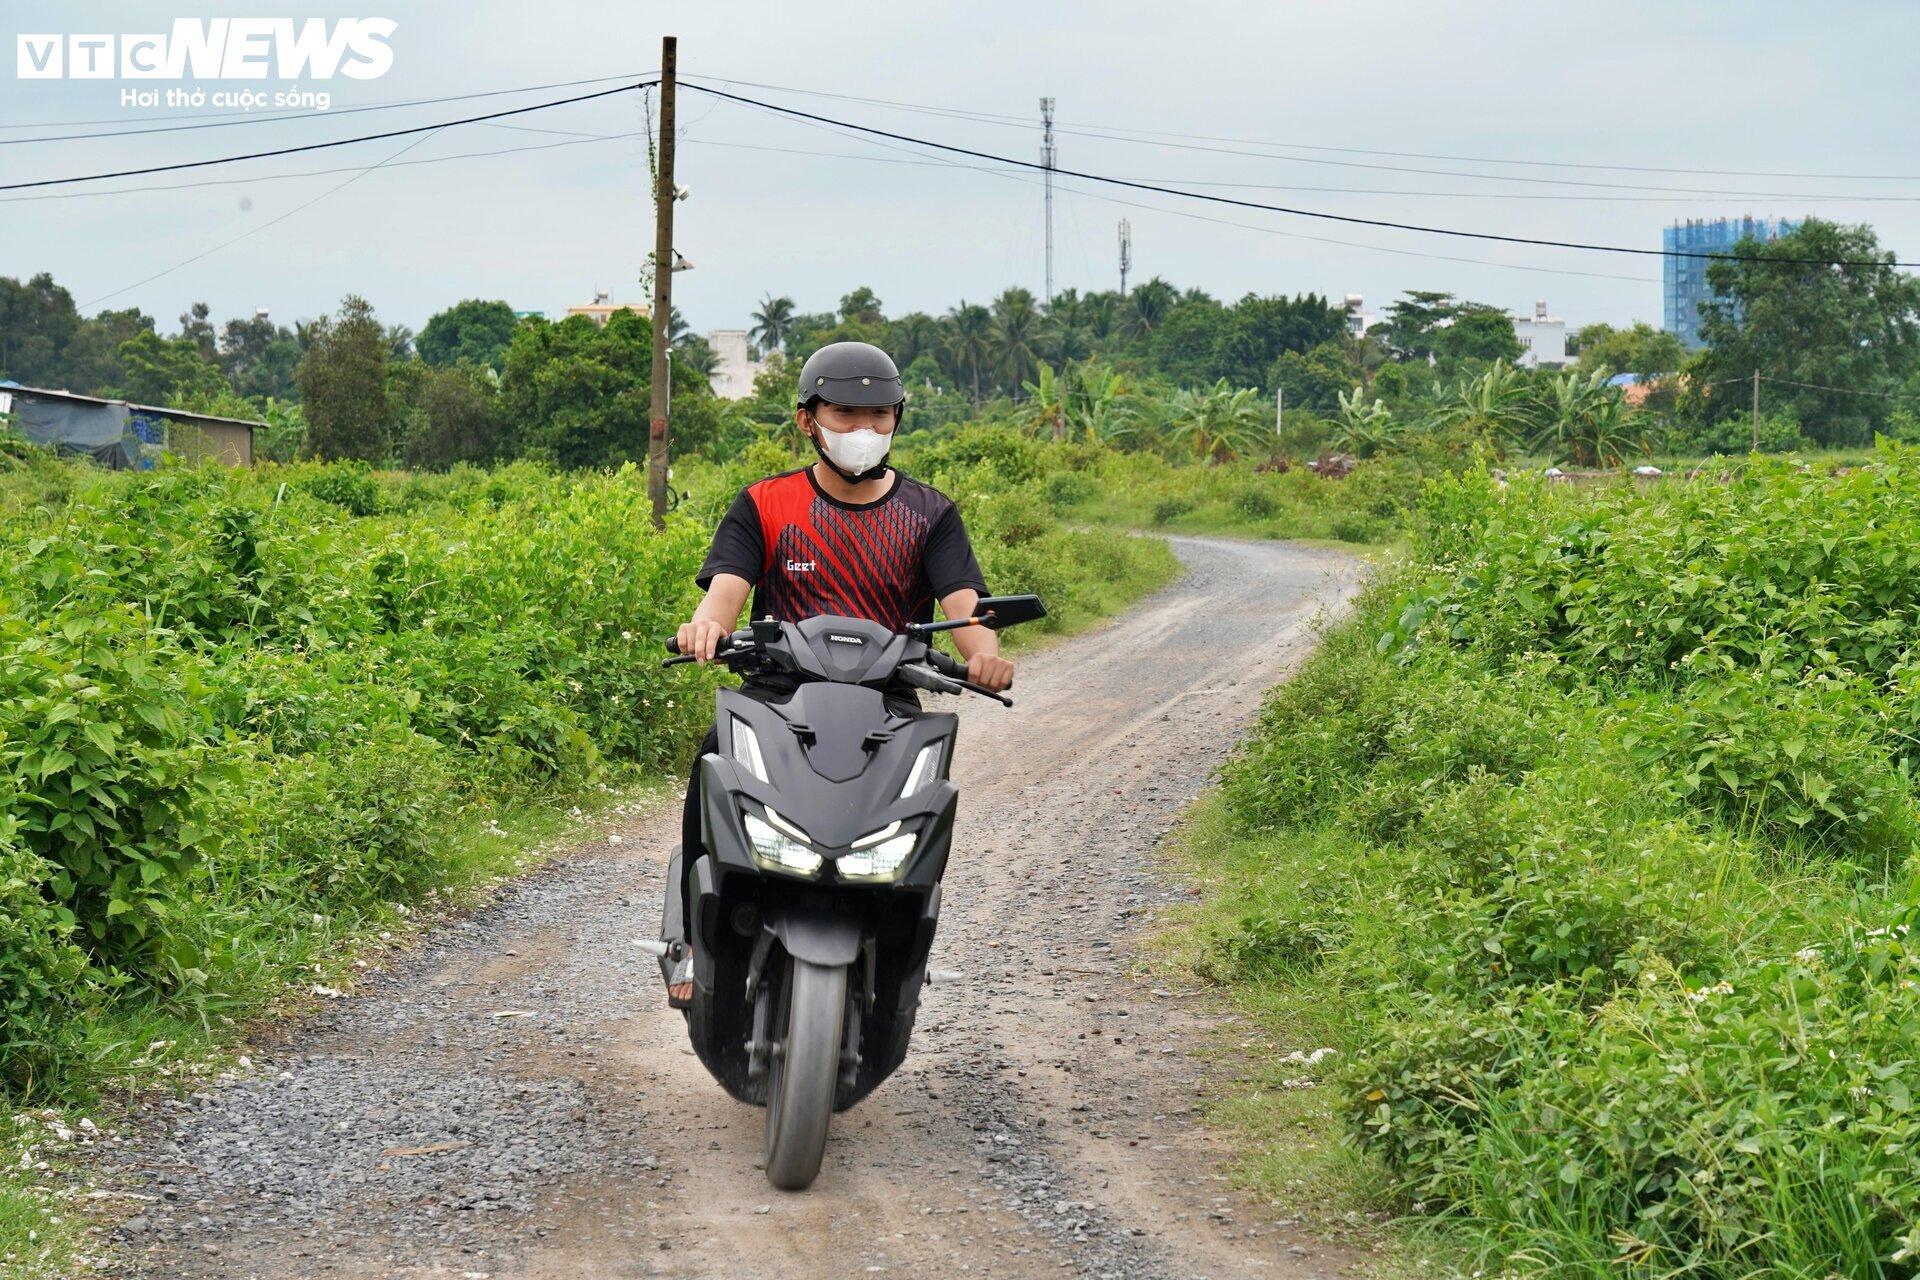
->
[6, 1, 1919, 338]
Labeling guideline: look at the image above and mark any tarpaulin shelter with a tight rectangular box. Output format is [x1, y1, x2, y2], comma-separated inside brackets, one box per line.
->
[0, 382, 262, 467]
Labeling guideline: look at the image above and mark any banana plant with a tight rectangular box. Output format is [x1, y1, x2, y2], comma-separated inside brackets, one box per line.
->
[1166, 379, 1266, 463]
[1331, 386, 1399, 457]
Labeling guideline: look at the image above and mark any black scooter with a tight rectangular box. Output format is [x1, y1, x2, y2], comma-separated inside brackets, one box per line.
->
[644, 595, 1046, 1189]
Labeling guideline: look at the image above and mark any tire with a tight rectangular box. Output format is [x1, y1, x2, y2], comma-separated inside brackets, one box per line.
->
[763, 957, 847, 1190]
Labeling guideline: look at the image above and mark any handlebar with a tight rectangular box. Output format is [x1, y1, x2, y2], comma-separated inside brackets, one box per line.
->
[660, 628, 1011, 705]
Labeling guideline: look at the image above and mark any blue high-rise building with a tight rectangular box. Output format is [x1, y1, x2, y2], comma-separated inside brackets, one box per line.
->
[1663, 217, 1799, 349]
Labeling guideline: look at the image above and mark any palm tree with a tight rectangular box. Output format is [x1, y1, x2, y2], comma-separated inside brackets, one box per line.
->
[890, 312, 939, 371]
[1167, 379, 1265, 463]
[1082, 291, 1121, 342]
[1020, 364, 1067, 441]
[945, 302, 993, 402]
[750, 294, 796, 357]
[1331, 387, 1398, 457]
[1122, 277, 1177, 342]
[992, 288, 1042, 393]
[1433, 360, 1529, 449]
[1529, 368, 1642, 466]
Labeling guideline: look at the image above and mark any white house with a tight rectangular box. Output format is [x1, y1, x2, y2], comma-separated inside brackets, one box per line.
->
[1511, 299, 1570, 370]
[706, 329, 766, 400]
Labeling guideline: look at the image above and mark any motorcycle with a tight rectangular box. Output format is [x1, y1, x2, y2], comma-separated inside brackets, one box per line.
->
[643, 595, 1046, 1190]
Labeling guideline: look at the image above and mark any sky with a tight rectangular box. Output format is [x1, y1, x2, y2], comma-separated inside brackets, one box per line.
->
[6, 1, 1920, 339]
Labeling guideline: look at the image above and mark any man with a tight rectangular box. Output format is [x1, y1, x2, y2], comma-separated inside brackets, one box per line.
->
[667, 341, 1013, 1004]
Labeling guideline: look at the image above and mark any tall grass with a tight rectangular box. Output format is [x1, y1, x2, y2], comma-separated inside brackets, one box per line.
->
[1176, 444, 1920, 1278]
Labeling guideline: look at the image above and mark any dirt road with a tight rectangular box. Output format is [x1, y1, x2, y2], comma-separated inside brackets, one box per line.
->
[104, 535, 1364, 1280]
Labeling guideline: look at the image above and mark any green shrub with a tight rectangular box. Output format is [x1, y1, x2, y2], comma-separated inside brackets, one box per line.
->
[295, 460, 382, 515]
[1150, 494, 1194, 525]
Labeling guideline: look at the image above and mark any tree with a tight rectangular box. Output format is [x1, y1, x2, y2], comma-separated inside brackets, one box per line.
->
[1122, 277, 1177, 342]
[1527, 368, 1642, 467]
[1572, 321, 1684, 380]
[944, 302, 993, 401]
[1379, 291, 1457, 362]
[1149, 299, 1228, 387]
[838, 286, 884, 326]
[217, 312, 300, 401]
[1212, 293, 1345, 390]
[115, 330, 232, 406]
[177, 302, 217, 360]
[400, 363, 501, 469]
[1166, 379, 1266, 462]
[497, 310, 716, 468]
[1431, 304, 1523, 371]
[1269, 342, 1355, 412]
[991, 288, 1042, 392]
[297, 295, 398, 461]
[418, 299, 519, 370]
[0, 273, 82, 387]
[1696, 218, 1920, 445]
[750, 295, 796, 356]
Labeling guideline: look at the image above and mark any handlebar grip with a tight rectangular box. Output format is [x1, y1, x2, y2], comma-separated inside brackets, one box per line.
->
[664, 637, 683, 656]
[664, 634, 738, 658]
[926, 649, 966, 680]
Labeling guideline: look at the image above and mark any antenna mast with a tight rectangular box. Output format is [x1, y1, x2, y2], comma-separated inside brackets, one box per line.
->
[1040, 96, 1056, 304]
[1118, 218, 1132, 296]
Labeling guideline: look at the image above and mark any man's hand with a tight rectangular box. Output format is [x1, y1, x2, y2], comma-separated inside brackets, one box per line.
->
[676, 618, 733, 663]
[967, 652, 1014, 692]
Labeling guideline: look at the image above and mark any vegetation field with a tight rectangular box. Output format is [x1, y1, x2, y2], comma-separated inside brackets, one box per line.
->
[1176, 446, 1920, 1278]
[0, 429, 1181, 1276]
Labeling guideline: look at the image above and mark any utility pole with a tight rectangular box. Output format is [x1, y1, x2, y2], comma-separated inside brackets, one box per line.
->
[1117, 218, 1132, 296]
[647, 36, 678, 530]
[1275, 386, 1284, 456]
[1751, 368, 1760, 452]
[1040, 96, 1056, 304]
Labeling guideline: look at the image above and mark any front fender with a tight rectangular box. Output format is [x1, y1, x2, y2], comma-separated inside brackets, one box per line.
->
[766, 906, 863, 967]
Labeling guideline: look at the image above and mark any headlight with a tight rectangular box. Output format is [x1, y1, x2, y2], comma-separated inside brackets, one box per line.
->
[899, 743, 943, 799]
[731, 717, 768, 783]
[743, 808, 822, 876]
[837, 825, 918, 882]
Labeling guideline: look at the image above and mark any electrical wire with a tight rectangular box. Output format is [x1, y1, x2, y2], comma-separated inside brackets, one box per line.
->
[0, 70, 654, 145]
[79, 126, 449, 309]
[679, 83, 1920, 269]
[677, 73, 1920, 185]
[693, 110, 1657, 286]
[0, 80, 654, 192]
[0, 131, 645, 205]
[671, 134, 1920, 205]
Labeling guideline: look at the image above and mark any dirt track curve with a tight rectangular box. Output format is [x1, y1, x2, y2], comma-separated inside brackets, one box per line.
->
[102, 535, 1364, 1280]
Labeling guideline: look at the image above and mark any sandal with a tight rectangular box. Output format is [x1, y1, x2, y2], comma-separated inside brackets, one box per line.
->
[667, 947, 695, 1009]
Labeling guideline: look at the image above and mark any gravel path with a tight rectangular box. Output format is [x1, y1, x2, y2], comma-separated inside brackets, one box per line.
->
[100, 534, 1365, 1280]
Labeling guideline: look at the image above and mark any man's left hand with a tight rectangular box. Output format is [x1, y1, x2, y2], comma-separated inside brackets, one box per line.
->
[967, 652, 1015, 692]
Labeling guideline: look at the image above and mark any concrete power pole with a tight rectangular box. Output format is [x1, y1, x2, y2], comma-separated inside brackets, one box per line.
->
[1040, 96, 1056, 304]
[1751, 368, 1760, 453]
[647, 36, 678, 530]
[1117, 218, 1131, 296]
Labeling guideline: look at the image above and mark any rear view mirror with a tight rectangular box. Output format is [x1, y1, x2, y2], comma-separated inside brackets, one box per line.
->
[977, 594, 1047, 629]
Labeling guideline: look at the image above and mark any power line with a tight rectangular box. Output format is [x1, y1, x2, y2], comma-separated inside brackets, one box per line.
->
[680, 83, 1920, 269]
[0, 131, 644, 205]
[79, 128, 450, 309]
[0, 81, 654, 192]
[711, 108, 1657, 286]
[675, 72, 1920, 185]
[0, 71, 653, 146]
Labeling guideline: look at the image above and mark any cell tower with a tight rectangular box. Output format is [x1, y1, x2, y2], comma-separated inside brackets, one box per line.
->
[1040, 96, 1056, 304]
[1118, 219, 1132, 296]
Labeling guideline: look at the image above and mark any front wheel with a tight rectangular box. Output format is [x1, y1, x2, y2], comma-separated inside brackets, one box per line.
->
[763, 957, 847, 1190]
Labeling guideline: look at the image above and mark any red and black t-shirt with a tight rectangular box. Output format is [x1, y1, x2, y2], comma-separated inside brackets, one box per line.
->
[697, 467, 988, 632]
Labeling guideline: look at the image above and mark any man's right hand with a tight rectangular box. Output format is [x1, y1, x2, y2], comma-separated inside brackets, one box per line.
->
[676, 618, 733, 663]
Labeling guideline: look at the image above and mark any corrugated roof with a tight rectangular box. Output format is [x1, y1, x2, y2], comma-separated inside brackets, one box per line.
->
[1, 382, 265, 430]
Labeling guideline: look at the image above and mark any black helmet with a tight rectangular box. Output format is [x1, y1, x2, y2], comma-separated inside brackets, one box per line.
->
[795, 341, 906, 412]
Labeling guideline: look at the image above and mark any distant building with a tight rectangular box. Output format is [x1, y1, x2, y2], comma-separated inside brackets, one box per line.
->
[565, 290, 647, 328]
[706, 329, 766, 400]
[1511, 299, 1570, 370]
[1341, 293, 1381, 338]
[0, 382, 261, 467]
[1662, 217, 1799, 349]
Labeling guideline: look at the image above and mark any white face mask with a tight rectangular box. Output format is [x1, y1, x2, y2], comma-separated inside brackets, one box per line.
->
[815, 423, 893, 475]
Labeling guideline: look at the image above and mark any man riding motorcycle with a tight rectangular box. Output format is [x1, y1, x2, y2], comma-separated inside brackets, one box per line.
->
[668, 340, 1013, 1004]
